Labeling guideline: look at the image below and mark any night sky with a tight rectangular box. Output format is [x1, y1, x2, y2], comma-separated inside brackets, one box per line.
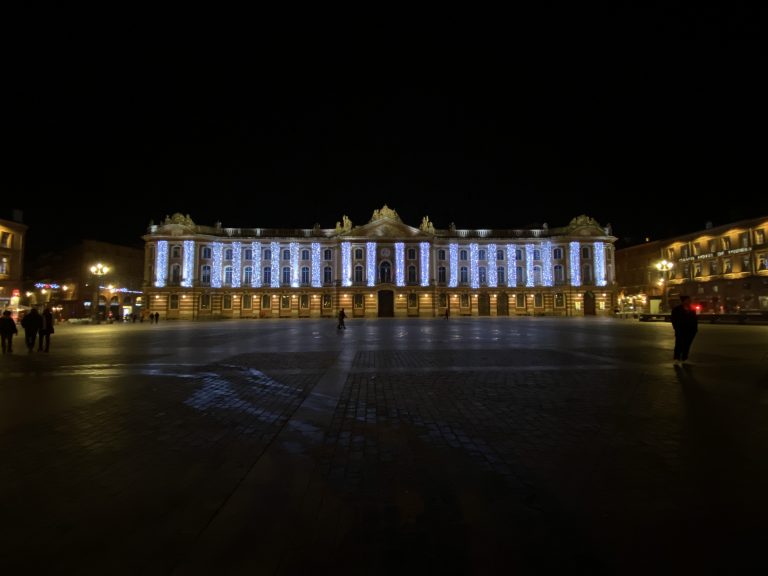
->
[8, 5, 765, 260]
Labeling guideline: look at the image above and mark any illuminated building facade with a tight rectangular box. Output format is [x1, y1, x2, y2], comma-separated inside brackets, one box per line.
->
[0, 211, 27, 312]
[143, 207, 617, 320]
[615, 216, 768, 313]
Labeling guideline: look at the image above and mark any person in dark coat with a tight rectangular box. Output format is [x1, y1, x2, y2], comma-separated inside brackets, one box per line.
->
[671, 295, 698, 363]
[21, 307, 43, 353]
[0, 310, 18, 354]
[38, 307, 55, 352]
[337, 308, 346, 330]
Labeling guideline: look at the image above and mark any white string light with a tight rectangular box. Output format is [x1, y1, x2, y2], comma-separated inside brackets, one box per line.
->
[420, 242, 430, 287]
[395, 242, 405, 286]
[570, 241, 581, 286]
[367, 242, 376, 287]
[181, 240, 194, 287]
[155, 241, 168, 288]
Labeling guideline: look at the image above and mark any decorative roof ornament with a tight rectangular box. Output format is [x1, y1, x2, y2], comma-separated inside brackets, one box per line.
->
[335, 215, 353, 234]
[163, 213, 195, 226]
[419, 216, 435, 234]
[369, 205, 400, 223]
[567, 215, 609, 236]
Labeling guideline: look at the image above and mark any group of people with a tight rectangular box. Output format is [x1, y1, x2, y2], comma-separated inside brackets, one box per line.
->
[0, 307, 55, 354]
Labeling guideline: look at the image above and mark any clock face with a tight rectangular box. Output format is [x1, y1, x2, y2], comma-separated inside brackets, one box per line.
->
[381, 248, 391, 257]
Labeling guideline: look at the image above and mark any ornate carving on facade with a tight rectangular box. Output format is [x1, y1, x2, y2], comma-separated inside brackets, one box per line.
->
[419, 216, 435, 234]
[163, 213, 195, 227]
[370, 205, 400, 222]
[567, 215, 605, 236]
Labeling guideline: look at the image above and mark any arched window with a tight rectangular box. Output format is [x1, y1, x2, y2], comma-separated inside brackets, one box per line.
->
[496, 249, 504, 261]
[355, 248, 364, 260]
[224, 248, 233, 260]
[171, 264, 181, 284]
[224, 266, 233, 285]
[533, 266, 542, 285]
[438, 249, 446, 261]
[171, 245, 181, 258]
[263, 267, 271, 285]
[478, 267, 487, 285]
[497, 267, 505, 284]
[379, 261, 392, 283]
[244, 248, 253, 260]
[553, 247, 563, 260]
[243, 266, 253, 285]
[323, 266, 332, 284]
[460, 249, 468, 260]
[478, 249, 486, 261]
[438, 266, 447, 284]
[354, 265, 364, 283]
[533, 249, 541, 261]
[263, 248, 271, 260]
[515, 249, 522, 261]
[554, 265, 564, 283]
[201, 246, 212, 259]
[407, 265, 417, 284]
[201, 265, 211, 284]
[460, 267, 468, 284]
[282, 267, 291, 285]
[301, 249, 310, 260]
[301, 266, 310, 285]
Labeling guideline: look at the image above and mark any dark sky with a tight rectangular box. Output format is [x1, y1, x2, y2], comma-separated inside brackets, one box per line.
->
[8, 4, 765, 259]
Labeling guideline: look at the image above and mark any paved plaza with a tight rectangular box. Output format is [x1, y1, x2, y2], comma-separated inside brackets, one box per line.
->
[1, 317, 766, 575]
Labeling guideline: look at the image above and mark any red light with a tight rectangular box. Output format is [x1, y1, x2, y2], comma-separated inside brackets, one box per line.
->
[694, 304, 702, 312]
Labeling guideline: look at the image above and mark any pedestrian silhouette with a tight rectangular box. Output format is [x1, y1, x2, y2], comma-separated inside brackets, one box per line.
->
[38, 307, 55, 352]
[0, 310, 18, 354]
[337, 308, 346, 330]
[671, 295, 698, 363]
[21, 307, 42, 352]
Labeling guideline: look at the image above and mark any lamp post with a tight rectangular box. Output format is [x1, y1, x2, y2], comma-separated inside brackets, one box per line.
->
[90, 263, 109, 324]
[655, 259, 673, 312]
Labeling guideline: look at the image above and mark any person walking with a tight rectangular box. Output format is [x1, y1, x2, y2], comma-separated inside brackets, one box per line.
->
[337, 308, 346, 330]
[21, 307, 43, 353]
[0, 310, 18, 354]
[671, 295, 698, 363]
[38, 307, 55, 352]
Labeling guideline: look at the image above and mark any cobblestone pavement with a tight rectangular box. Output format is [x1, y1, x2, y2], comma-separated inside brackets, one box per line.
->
[0, 318, 766, 575]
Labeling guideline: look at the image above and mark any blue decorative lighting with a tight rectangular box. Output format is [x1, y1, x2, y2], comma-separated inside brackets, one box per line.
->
[525, 243, 535, 287]
[341, 242, 352, 287]
[594, 242, 607, 286]
[487, 243, 497, 287]
[231, 241, 242, 287]
[507, 244, 516, 287]
[311, 242, 321, 287]
[541, 241, 553, 287]
[449, 243, 458, 287]
[570, 241, 581, 286]
[395, 242, 405, 286]
[252, 242, 262, 287]
[270, 242, 280, 288]
[366, 242, 376, 287]
[155, 240, 168, 288]
[182, 240, 194, 287]
[419, 242, 430, 287]
[34, 282, 61, 289]
[469, 243, 479, 289]
[211, 242, 223, 288]
[289, 242, 299, 287]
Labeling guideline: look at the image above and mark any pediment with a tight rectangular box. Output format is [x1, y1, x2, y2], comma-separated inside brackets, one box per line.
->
[349, 218, 426, 238]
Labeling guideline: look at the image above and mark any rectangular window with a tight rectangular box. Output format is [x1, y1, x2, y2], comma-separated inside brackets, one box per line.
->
[322, 294, 332, 309]
[554, 293, 564, 307]
[742, 256, 751, 272]
[169, 294, 179, 309]
[534, 293, 543, 308]
[300, 294, 309, 309]
[354, 294, 364, 309]
[722, 237, 731, 250]
[438, 249, 446, 261]
[200, 294, 211, 309]
[281, 295, 290, 309]
[516, 293, 525, 308]
[324, 249, 332, 260]
[439, 293, 447, 308]
[223, 295, 232, 309]
[242, 294, 252, 309]
[0, 232, 11, 247]
[755, 229, 765, 245]
[408, 293, 417, 308]
[460, 293, 469, 308]
[261, 294, 271, 309]
[438, 267, 446, 283]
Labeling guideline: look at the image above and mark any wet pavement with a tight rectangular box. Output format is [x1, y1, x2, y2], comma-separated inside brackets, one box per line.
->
[1, 317, 767, 575]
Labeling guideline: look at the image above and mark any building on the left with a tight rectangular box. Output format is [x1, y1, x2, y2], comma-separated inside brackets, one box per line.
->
[0, 209, 28, 313]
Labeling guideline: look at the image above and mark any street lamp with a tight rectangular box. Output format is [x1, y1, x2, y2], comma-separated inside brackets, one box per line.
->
[90, 263, 109, 324]
[655, 259, 674, 312]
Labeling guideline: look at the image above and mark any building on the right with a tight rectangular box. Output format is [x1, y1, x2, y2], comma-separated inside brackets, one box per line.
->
[616, 216, 768, 314]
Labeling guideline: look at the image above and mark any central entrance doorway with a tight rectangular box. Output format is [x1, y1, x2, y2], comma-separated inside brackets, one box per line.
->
[378, 290, 394, 317]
